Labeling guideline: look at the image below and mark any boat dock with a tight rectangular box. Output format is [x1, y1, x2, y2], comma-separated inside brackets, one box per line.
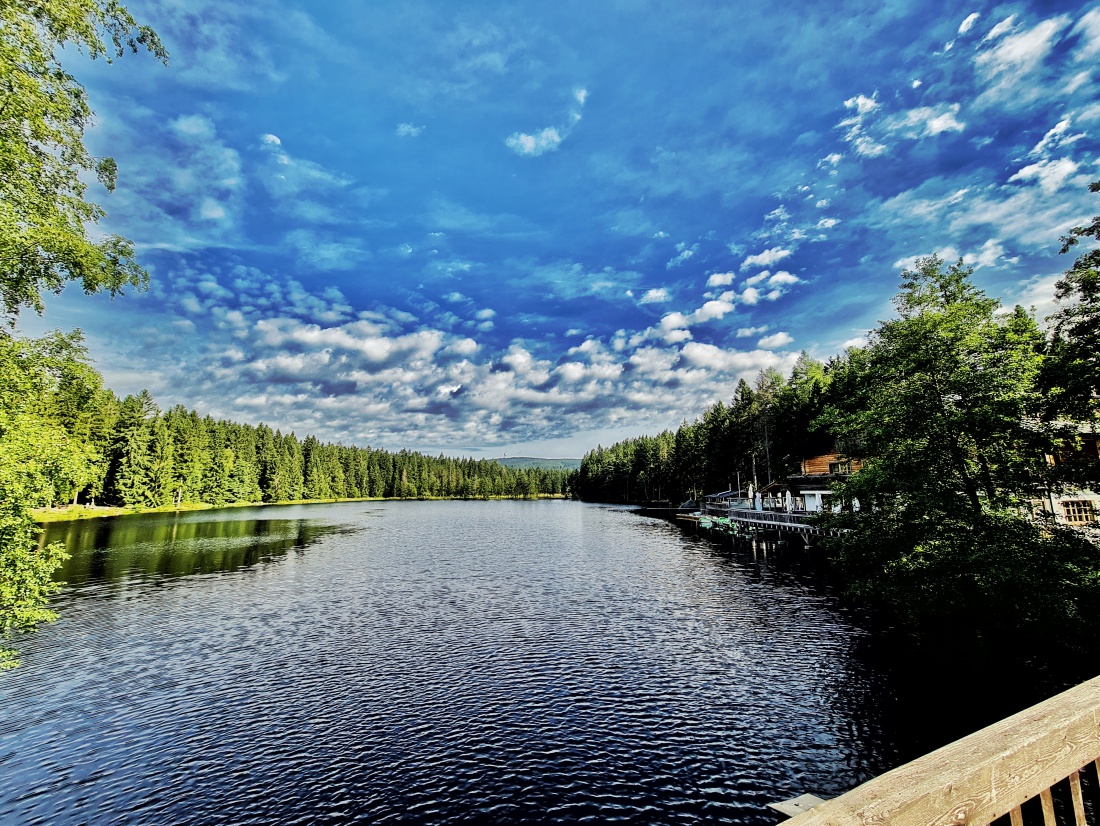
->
[675, 493, 844, 541]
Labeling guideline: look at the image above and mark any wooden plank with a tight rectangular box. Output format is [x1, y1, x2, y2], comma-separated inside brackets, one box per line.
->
[769, 794, 828, 817]
[1009, 805, 1023, 826]
[784, 674, 1100, 826]
[1069, 770, 1086, 826]
[1039, 787, 1056, 826]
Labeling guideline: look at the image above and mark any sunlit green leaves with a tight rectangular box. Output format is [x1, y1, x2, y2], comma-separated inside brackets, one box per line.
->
[0, 0, 165, 322]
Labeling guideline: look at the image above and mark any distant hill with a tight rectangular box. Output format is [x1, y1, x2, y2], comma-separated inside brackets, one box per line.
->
[494, 457, 581, 471]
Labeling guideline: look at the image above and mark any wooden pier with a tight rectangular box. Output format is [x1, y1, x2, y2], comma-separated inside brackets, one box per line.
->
[676, 506, 842, 539]
[779, 673, 1100, 825]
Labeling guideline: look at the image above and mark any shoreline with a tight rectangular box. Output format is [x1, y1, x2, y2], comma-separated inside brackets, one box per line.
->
[33, 495, 569, 524]
[32, 494, 567, 525]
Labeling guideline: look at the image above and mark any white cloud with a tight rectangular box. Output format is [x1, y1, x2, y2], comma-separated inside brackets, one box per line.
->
[817, 218, 839, 229]
[693, 300, 735, 322]
[666, 244, 698, 269]
[1031, 118, 1085, 157]
[741, 287, 760, 305]
[1065, 71, 1091, 94]
[678, 342, 794, 375]
[1009, 273, 1062, 322]
[663, 329, 693, 344]
[841, 336, 868, 349]
[851, 135, 888, 157]
[1073, 9, 1100, 61]
[840, 92, 889, 156]
[640, 288, 670, 304]
[1009, 158, 1080, 194]
[396, 123, 424, 137]
[976, 16, 1071, 89]
[659, 311, 690, 331]
[962, 239, 1012, 269]
[736, 326, 767, 337]
[959, 13, 981, 35]
[757, 332, 793, 349]
[196, 198, 226, 221]
[741, 247, 792, 270]
[506, 87, 587, 157]
[258, 133, 354, 213]
[285, 229, 369, 271]
[983, 15, 1018, 42]
[707, 272, 735, 287]
[768, 272, 800, 286]
[1078, 101, 1100, 122]
[505, 127, 563, 156]
[892, 104, 966, 137]
[845, 93, 879, 115]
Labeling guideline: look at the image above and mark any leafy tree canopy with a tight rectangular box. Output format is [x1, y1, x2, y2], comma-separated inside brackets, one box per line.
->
[1046, 180, 1100, 423]
[0, 0, 166, 323]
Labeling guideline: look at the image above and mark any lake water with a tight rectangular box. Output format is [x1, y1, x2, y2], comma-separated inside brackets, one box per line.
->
[0, 501, 1018, 823]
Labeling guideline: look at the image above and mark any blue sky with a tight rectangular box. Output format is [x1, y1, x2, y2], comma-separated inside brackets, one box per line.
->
[22, 0, 1100, 457]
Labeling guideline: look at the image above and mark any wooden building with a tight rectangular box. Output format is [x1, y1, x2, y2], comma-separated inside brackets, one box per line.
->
[782, 434, 863, 513]
[1042, 424, 1100, 526]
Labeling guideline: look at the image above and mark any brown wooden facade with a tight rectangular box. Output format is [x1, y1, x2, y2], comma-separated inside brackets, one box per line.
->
[799, 452, 863, 476]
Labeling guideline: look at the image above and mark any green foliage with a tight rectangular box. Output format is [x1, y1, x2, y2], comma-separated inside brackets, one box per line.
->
[822, 256, 1053, 517]
[0, 0, 166, 322]
[824, 503, 1100, 646]
[813, 257, 1100, 650]
[1044, 180, 1100, 426]
[0, 331, 97, 666]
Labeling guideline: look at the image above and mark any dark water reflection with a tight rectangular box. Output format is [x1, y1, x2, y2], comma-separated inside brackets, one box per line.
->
[0, 501, 1054, 824]
[43, 507, 356, 585]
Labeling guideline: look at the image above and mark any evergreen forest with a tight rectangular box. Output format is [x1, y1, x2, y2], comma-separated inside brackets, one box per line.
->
[4, 332, 572, 510]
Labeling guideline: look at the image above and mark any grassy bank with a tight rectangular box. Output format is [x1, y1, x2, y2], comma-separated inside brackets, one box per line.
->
[33, 494, 569, 524]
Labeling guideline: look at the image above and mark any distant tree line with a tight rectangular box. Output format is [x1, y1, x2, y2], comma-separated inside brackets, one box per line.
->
[573, 350, 831, 504]
[4, 331, 570, 512]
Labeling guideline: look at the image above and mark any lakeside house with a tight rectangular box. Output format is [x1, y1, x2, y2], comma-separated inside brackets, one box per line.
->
[782, 443, 864, 513]
[1041, 424, 1100, 526]
[764, 434, 864, 513]
[703, 427, 1100, 527]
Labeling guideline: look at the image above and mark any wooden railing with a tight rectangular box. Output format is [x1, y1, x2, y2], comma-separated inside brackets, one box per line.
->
[785, 674, 1100, 825]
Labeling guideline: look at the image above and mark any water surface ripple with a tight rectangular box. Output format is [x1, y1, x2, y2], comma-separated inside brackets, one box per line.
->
[2, 501, 893, 824]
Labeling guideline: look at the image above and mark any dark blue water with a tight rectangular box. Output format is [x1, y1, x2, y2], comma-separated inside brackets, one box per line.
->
[3, 501, 901, 824]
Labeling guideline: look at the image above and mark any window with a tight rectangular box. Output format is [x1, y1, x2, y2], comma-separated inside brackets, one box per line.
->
[829, 460, 852, 475]
[1062, 500, 1097, 525]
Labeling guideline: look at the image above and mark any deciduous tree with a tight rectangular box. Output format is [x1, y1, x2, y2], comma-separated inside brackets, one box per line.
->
[0, 0, 166, 322]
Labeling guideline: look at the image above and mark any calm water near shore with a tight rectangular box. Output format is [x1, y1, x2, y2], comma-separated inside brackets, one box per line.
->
[0, 500, 1057, 823]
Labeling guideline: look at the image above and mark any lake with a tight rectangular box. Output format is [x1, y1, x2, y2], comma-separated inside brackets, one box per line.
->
[0, 500, 1032, 823]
